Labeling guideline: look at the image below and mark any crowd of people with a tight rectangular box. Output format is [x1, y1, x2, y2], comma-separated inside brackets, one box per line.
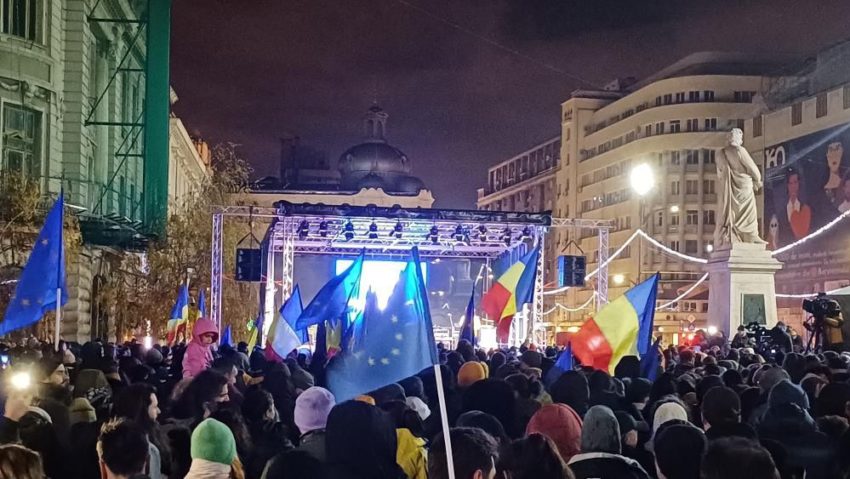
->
[0, 316, 847, 479]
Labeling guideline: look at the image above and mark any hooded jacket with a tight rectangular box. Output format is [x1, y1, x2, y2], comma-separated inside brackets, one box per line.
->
[182, 318, 219, 379]
[569, 406, 650, 479]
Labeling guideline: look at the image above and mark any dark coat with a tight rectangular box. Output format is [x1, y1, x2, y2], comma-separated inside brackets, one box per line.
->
[757, 403, 834, 479]
[568, 452, 652, 479]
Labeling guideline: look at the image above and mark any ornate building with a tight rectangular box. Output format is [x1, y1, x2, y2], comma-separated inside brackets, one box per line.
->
[241, 105, 434, 208]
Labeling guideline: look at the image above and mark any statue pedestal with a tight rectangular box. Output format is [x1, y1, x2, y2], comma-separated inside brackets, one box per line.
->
[706, 243, 783, 335]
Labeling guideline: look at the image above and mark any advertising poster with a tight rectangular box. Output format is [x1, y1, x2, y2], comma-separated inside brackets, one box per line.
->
[763, 123, 850, 308]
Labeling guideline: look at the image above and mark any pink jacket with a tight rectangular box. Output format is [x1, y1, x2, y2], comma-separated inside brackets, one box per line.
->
[182, 317, 218, 379]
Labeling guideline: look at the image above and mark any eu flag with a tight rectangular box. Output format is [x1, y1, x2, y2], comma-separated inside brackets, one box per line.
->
[327, 247, 438, 401]
[458, 285, 475, 345]
[198, 290, 207, 318]
[296, 250, 364, 330]
[544, 342, 573, 387]
[640, 336, 663, 381]
[282, 285, 308, 344]
[0, 193, 66, 335]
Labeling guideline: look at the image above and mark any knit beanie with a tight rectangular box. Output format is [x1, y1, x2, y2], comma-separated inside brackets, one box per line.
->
[521, 350, 543, 369]
[294, 386, 336, 434]
[626, 378, 652, 404]
[702, 386, 741, 427]
[654, 424, 707, 479]
[69, 397, 96, 425]
[190, 419, 237, 465]
[580, 405, 621, 454]
[653, 401, 688, 435]
[457, 362, 487, 387]
[355, 395, 376, 406]
[526, 404, 583, 461]
[758, 367, 790, 394]
[768, 379, 809, 410]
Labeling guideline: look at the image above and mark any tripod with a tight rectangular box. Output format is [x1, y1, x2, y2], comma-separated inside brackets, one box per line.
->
[805, 316, 825, 354]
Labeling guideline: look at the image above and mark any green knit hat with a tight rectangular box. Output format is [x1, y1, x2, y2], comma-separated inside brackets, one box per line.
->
[190, 418, 237, 465]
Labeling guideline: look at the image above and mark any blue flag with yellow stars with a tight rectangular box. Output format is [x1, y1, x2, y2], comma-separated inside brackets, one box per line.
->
[0, 193, 67, 335]
[327, 247, 438, 401]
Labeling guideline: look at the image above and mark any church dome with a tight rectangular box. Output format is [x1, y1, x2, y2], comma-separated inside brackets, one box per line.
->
[338, 104, 422, 192]
[396, 175, 426, 194]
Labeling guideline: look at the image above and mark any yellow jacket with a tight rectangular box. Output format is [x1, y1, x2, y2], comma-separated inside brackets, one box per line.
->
[396, 428, 427, 479]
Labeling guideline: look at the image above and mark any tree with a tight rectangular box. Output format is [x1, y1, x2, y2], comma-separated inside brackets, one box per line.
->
[102, 143, 264, 341]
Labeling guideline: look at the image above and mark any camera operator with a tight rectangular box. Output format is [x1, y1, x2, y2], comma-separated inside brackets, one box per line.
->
[731, 325, 749, 348]
[803, 294, 845, 352]
[768, 322, 793, 354]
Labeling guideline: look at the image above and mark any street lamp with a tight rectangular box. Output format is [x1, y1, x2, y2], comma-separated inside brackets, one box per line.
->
[670, 205, 680, 213]
[630, 163, 655, 284]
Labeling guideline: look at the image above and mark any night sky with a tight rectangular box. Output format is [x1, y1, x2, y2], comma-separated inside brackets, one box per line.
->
[170, 0, 850, 208]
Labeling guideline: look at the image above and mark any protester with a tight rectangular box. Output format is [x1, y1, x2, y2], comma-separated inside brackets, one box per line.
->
[429, 427, 498, 479]
[0, 444, 44, 479]
[187, 418, 244, 479]
[182, 318, 219, 379]
[525, 403, 582, 463]
[654, 423, 707, 479]
[324, 400, 405, 479]
[701, 437, 780, 479]
[97, 419, 150, 479]
[502, 433, 575, 479]
[568, 405, 650, 479]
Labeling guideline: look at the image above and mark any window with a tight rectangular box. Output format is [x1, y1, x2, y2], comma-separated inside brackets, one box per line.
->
[1, 0, 39, 41]
[704, 118, 717, 130]
[670, 120, 681, 133]
[686, 119, 699, 132]
[669, 240, 680, 252]
[656, 211, 664, 227]
[686, 150, 698, 165]
[645, 124, 652, 137]
[844, 85, 850, 109]
[686, 180, 699, 195]
[685, 240, 698, 254]
[565, 128, 571, 141]
[675, 92, 685, 103]
[702, 149, 716, 164]
[670, 181, 680, 195]
[753, 115, 763, 137]
[686, 210, 699, 225]
[670, 214, 680, 227]
[791, 102, 802, 125]
[655, 96, 662, 106]
[734, 91, 755, 103]
[2, 104, 41, 177]
[655, 122, 665, 135]
[703, 210, 716, 225]
[703, 90, 715, 101]
[816, 93, 828, 118]
[703, 180, 715, 195]
[671, 151, 681, 165]
[663, 94, 673, 105]
[688, 91, 700, 102]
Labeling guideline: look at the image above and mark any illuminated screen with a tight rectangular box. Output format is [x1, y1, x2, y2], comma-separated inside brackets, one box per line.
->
[335, 259, 428, 310]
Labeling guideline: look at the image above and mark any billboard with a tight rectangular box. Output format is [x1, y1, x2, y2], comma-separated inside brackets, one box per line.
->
[763, 122, 850, 300]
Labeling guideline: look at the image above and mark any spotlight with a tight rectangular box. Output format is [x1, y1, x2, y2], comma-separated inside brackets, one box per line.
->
[453, 225, 465, 242]
[367, 221, 379, 239]
[318, 221, 329, 238]
[521, 226, 532, 239]
[501, 227, 512, 246]
[390, 221, 403, 239]
[477, 225, 487, 238]
[297, 220, 309, 240]
[344, 221, 355, 241]
[428, 225, 439, 244]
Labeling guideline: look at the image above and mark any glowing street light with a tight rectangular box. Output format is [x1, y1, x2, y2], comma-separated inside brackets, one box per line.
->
[670, 205, 680, 213]
[612, 274, 625, 285]
[705, 244, 714, 253]
[630, 164, 655, 197]
[707, 325, 718, 336]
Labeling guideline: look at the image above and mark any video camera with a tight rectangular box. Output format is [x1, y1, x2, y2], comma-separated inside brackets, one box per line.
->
[802, 293, 843, 352]
[803, 293, 841, 320]
[744, 321, 774, 356]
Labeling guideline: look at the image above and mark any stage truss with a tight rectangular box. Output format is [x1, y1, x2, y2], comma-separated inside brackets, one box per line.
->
[210, 202, 612, 345]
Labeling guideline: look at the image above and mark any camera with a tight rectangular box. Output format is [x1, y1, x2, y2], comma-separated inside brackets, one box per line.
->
[803, 293, 841, 319]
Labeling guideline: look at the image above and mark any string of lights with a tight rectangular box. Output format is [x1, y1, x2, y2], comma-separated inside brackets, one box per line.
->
[771, 208, 850, 256]
[655, 273, 710, 310]
[542, 292, 598, 316]
[636, 230, 708, 264]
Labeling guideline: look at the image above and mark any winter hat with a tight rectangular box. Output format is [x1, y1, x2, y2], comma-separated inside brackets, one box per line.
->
[521, 350, 543, 369]
[405, 396, 431, 421]
[626, 378, 652, 404]
[526, 404, 583, 461]
[653, 401, 688, 435]
[696, 375, 724, 403]
[490, 351, 506, 371]
[355, 395, 376, 406]
[145, 348, 164, 366]
[768, 379, 809, 410]
[370, 383, 405, 405]
[702, 386, 741, 427]
[399, 376, 426, 402]
[758, 367, 790, 394]
[69, 397, 96, 425]
[654, 424, 707, 479]
[457, 362, 487, 387]
[190, 418, 237, 465]
[457, 410, 509, 445]
[294, 386, 336, 434]
[551, 370, 590, 416]
[615, 411, 638, 435]
[580, 405, 621, 454]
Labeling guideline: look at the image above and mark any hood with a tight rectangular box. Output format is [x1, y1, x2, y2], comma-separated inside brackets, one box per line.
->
[768, 379, 809, 409]
[192, 317, 219, 342]
[526, 403, 583, 461]
[581, 405, 621, 455]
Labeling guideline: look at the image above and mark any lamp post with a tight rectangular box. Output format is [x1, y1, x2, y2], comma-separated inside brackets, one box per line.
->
[630, 163, 655, 284]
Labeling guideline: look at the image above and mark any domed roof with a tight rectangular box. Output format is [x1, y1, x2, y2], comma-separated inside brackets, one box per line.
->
[339, 141, 411, 176]
[396, 175, 426, 194]
[357, 172, 388, 190]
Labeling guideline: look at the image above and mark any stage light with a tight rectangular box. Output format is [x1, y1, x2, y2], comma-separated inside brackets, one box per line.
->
[390, 221, 403, 239]
[336, 259, 428, 309]
[344, 221, 355, 241]
[453, 225, 465, 242]
[521, 226, 532, 239]
[297, 220, 309, 240]
[501, 227, 512, 246]
[318, 221, 329, 238]
[367, 221, 379, 239]
[477, 225, 487, 237]
[707, 325, 718, 336]
[428, 225, 439, 244]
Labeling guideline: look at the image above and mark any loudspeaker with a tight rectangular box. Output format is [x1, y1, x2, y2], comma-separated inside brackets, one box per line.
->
[558, 255, 586, 287]
[235, 248, 262, 282]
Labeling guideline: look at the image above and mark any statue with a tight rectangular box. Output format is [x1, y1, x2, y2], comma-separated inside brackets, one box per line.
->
[715, 128, 765, 246]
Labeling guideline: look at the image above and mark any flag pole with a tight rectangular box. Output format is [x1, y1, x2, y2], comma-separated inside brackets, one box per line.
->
[433, 364, 456, 479]
[54, 288, 61, 351]
[54, 188, 64, 352]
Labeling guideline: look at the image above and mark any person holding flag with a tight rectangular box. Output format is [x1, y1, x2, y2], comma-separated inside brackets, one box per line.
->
[182, 315, 219, 379]
[167, 284, 190, 345]
[481, 245, 539, 344]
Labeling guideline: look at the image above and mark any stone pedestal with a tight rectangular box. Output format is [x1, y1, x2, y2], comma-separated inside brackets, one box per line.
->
[706, 243, 783, 336]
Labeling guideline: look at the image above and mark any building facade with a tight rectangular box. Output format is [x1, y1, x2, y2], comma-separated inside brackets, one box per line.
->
[0, 0, 206, 342]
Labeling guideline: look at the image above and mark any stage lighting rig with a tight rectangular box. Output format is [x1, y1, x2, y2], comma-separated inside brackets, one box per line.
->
[344, 221, 355, 241]
[390, 221, 403, 239]
[297, 220, 309, 240]
[318, 220, 329, 238]
[367, 221, 379, 239]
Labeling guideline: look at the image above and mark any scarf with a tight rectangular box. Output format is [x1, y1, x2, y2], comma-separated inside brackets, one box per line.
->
[184, 459, 231, 479]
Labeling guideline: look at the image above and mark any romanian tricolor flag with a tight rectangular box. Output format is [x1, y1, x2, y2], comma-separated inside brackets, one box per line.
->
[481, 246, 539, 343]
[571, 273, 659, 374]
[166, 283, 190, 345]
[266, 286, 305, 363]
